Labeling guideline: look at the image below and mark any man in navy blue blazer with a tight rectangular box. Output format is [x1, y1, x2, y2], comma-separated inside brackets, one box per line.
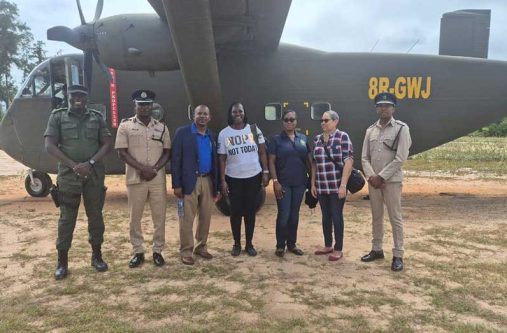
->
[171, 105, 219, 265]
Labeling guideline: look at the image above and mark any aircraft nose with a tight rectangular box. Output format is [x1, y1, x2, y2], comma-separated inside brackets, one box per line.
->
[0, 114, 23, 162]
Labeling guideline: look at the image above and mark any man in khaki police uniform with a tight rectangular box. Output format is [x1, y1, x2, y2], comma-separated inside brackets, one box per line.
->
[115, 90, 171, 268]
[361, 92, 412, 272]
[44, 84, 112, 280]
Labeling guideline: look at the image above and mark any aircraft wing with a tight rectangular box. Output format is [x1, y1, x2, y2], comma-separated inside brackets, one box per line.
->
[148, 0, 292, 51]
[147, 0, 291, 127]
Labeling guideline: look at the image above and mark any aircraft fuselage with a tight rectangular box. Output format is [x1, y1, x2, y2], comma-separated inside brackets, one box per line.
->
[1, 44, 507, 174]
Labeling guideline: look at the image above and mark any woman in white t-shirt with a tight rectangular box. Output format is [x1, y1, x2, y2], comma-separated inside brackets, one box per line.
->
[218, 102, 270, 257]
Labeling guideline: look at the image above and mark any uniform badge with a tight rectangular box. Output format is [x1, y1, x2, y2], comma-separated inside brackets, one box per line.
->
[141, 91, 147, 98]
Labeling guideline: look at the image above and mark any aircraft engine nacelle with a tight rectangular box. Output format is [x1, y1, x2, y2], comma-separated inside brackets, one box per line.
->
[95, 14, 180, 71]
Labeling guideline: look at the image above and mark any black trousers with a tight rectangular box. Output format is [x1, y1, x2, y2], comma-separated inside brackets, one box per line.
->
[226, 173, 262, 247]
[317, 193, 345, 251]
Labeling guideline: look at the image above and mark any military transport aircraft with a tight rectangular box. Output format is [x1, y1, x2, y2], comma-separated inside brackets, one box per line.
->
[0, 0, 506, 208]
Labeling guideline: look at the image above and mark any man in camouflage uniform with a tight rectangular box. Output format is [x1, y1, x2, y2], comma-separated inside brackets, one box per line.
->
[44, 84, 112, 280]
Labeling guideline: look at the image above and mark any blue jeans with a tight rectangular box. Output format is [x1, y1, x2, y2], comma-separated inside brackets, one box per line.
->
[318, 193, 345, 251]
[276, 184, 306, 249]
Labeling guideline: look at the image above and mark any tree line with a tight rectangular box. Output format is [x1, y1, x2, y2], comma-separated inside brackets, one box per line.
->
[0, 0, 47, 117]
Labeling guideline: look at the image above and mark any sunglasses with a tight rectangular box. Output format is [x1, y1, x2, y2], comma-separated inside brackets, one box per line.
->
[320, 118, 332, 123]
[283, 118, 296, 123]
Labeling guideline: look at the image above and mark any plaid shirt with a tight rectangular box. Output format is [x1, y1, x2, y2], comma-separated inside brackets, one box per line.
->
[313, 129, 354, 194]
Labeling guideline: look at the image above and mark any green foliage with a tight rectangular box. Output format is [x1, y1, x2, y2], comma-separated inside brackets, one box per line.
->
[406, 136, 507, 176]
[476, 117, 507, 137]
[0, 0, 47, 110]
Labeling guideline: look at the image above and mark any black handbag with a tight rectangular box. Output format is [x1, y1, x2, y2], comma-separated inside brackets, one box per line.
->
[345, 169, 366, 194]
[321, 137, 365, 194]
[304, 187, 318, 208]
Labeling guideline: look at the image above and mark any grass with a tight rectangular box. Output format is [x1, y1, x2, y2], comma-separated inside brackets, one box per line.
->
[406, 136, 507, 176]
[1, 136, 507, 332]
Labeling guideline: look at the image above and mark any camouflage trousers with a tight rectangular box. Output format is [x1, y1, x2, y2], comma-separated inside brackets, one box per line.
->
[56, 178, 106, 251]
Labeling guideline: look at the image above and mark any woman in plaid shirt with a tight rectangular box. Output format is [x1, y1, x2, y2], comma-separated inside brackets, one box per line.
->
[310, 111, 353, 261]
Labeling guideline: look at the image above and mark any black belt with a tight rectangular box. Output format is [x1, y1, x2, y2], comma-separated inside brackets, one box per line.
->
[196, 173, 210, 177]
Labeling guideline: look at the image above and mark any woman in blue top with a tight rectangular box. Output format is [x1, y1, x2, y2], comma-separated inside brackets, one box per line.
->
[268, 110, 312, 257]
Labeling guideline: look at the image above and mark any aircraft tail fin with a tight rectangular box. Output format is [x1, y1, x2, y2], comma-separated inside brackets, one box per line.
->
[439, 9, 490, 58]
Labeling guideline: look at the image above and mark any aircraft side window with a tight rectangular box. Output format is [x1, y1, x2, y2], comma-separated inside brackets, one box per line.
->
[151, 103, 164, 121]
[265, 103, 282, 120]
[311, 102, 331, 120]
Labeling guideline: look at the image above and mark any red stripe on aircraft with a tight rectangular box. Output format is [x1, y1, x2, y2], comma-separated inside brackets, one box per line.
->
[109, 68, 119, 128]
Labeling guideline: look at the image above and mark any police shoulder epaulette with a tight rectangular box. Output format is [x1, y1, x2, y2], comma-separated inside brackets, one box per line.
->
[87, 109, 105, 119]
[51, 108, 67, 114]
[368, 123, 376, 129]
[395, 120, 406, 127]
[120, 118, 130, 123]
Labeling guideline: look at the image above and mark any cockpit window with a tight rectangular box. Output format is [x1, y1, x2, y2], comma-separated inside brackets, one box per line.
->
[33, 69, 51, 96]
[19, 66, 51, 97]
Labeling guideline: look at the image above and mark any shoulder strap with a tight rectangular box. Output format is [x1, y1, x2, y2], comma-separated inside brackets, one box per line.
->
[383, 123, 405, 152]
[250, 123, 259, 146]
[320, 136, 342, 170]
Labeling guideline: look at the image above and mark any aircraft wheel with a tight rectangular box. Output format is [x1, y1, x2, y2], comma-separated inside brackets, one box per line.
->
[215, 187, 266, 216]
[25, 171, 52, 197]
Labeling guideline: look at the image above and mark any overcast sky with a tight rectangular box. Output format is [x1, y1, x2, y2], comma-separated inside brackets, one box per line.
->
[13, 0, 507, 81]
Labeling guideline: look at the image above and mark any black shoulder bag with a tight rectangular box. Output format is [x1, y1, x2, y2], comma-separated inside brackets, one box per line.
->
[321, 137, 365, 194]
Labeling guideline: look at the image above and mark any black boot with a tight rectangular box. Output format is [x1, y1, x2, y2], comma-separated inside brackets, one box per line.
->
[54, 250, 68, 280]
[91, 245, 108, 272]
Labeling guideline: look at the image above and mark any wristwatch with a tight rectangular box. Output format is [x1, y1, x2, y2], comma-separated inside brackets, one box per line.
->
[88, 159, 96, 166]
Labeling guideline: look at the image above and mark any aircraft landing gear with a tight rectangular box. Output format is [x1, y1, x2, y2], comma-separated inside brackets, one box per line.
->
[215, 187, 266, 216]
[25, 170, 53, 197]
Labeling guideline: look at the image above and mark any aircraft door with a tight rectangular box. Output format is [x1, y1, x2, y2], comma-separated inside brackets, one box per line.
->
[8, 61, 54, 170]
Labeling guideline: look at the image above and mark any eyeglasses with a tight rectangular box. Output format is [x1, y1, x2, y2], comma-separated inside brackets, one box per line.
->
[320, 118, 332, 123]
[283, 118, 296, 123]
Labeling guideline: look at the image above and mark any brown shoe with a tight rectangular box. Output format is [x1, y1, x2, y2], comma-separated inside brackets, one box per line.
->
[314, 247, 333, 255]
[181, 256, 195, 265]
[328, 251, 343, 261]
[195, 250, 213, 260]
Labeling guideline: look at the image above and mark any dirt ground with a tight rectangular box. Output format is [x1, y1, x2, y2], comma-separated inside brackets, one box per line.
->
[0, 152, 506, 332]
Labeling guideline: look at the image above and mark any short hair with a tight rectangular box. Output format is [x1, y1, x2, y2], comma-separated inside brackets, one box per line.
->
[227, 101, 248, 126]
[324, 110, 339, 122]
[194, 104, 209, 114]
[282, 109, 297, 120]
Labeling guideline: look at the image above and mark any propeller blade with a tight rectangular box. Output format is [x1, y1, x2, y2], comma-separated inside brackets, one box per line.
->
[93, 51, 112, 83]
[93, 0, 104, 23]
[76, 0, 86, 25]
[47, 26, 79, 46]
[84, 51, 93, 90]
